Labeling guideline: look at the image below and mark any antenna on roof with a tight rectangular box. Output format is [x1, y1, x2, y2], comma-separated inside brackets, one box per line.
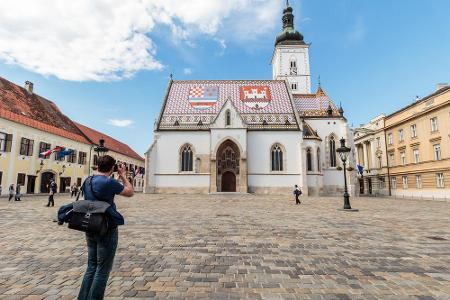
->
[318, 75, 321, 87]
[169, 72, 173, 80]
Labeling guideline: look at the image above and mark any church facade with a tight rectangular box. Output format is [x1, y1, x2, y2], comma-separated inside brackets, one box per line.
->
[144, 4, 354, 195]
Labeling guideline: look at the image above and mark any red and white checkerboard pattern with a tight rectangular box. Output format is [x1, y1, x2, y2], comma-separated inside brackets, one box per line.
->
[189, 87, 204, 98]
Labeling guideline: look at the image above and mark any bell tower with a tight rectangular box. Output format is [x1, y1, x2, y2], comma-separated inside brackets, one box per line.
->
[271, 0, 311, 94]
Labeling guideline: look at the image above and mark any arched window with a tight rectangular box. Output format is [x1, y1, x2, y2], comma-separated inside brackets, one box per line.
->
[317, 148, 321, 172]
[181, 145, 193, 172]
[290, 59, 297, 68]
[271, 144, 284, 171]
[306, 148, 313, 171]
[225, 110, 231, 126]
[329, 136, 337, 167]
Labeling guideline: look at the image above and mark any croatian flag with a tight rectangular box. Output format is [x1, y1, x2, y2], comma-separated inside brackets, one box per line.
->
[188, 86, 219, 110]
[40, 146, 62, 158]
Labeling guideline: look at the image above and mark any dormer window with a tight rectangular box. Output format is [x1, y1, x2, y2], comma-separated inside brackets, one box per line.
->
[225, 110, 231, 126]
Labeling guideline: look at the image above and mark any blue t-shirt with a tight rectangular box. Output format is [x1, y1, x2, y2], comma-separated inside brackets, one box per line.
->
[83, 175, 124, 204]
[82, 175, 125, 226]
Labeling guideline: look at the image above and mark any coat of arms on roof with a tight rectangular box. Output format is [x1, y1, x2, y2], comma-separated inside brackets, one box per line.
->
[240, 86, 272, 109]
[188, 86, 219, 110]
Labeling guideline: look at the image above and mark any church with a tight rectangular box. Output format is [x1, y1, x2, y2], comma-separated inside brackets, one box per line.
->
[144, 3, 354, 195]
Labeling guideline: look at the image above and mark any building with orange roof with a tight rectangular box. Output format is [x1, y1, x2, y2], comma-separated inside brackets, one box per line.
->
[0, 77, 144, 195]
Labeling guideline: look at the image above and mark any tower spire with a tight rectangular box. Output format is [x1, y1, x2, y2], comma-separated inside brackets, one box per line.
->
[275, 0, 304, 45]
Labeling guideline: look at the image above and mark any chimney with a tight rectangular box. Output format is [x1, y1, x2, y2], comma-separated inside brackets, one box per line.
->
[24, 81, 33, 94]
[436, 82, 448, 91]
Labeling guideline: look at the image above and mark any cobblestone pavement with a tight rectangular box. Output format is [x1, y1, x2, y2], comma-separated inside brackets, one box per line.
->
[0, 194, 449, 300]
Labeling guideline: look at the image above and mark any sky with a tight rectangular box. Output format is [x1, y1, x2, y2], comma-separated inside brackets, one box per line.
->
[1, 0, 449, 155]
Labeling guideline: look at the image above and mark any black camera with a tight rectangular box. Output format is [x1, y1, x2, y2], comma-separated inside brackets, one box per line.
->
[113, 163, 119, 173]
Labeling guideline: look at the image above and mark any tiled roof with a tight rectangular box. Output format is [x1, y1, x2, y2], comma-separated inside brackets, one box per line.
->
[303, 121, 321, 140]
[75, 123, 144, 162]
[0, 76, 90, 144]
[158, 80, 299, 130]
[293, 86, 341, 117]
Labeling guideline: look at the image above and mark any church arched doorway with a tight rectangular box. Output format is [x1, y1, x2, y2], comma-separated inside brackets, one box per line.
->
[216, 139, 240, 192]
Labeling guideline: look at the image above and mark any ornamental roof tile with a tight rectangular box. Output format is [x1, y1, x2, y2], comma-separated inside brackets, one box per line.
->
[158, 80, 299, 130]
[293, 86, 341, 117]
[75, 123, 144, 162]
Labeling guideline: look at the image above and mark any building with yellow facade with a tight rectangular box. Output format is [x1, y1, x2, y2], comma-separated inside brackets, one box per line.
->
[0, 77, 144, 196]
[354, 84, 450, 200]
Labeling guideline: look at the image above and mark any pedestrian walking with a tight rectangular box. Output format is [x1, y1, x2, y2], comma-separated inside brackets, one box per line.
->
[47, 180, 57, 207]
[293, 184, 302, 205]
[15, 184, 22, 201]
[8, 184, 14, 201]
[70, 183, 78, 197]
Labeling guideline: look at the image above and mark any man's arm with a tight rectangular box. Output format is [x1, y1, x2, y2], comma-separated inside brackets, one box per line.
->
[117, 164, 134, 197]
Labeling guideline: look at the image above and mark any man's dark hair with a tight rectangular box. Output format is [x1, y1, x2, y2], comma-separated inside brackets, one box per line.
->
[97, 155, 116, 172]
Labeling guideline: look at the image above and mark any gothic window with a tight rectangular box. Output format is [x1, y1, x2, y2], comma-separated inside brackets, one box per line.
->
[306, 148, 312, 171]
[225, 110, 231, 126]
[329, 136, 337, 167]
[271, 144, 284, 171]
[181, 144, 193, 172]
[317, 148, 321, 172]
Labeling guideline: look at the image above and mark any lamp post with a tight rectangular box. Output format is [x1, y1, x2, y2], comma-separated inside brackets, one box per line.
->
[336, 137, 358, 211]
[94, 138, 108, 157]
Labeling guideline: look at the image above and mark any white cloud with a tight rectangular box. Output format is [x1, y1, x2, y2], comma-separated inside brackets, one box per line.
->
[0, 0, 281, 81]
[347, 17, 367, 43]
[183, 68, 193, 75]
[107, 119, 134, 127]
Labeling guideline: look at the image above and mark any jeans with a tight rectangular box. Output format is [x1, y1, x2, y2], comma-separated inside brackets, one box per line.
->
[78, 228, 118, 300]
[47, 195, 54, 206]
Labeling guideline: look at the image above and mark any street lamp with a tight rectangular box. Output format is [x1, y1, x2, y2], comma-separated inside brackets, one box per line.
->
[94, 138, 108, 156]
[336, 137, 358, 211]
[36, 159, 44, 174]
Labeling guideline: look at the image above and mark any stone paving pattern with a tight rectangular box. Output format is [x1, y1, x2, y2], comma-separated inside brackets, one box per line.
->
[0, 194, 449, 299]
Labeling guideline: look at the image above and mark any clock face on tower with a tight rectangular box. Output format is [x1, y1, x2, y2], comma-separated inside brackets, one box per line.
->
[290, 67, 297, 75]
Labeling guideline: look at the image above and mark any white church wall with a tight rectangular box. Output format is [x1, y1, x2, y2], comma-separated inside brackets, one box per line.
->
[303, 139, 323, 196]
[247, 131, 302, 194]
[152, 131, 211, 193]
[210, 129, 247, 157]
[306, 118, 354, 195]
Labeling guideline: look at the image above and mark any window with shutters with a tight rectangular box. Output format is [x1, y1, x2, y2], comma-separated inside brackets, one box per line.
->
[38, 142, 51, 158]
[78, 152, 87, 165]
[20, 138, 34, 156]
[67, 150, 77, 163]
[0, 132, 6, 151]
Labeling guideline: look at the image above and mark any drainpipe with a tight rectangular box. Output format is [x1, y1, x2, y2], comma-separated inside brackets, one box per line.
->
[383, 129, 391, 196]
[88, 144, 94, 176]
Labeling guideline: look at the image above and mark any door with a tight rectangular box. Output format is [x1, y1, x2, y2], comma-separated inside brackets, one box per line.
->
[368, 178, 372, 194]
[27, 175, 37, 194]
[221, 171, 236, 192]
[60, 177, 71, 193]
[40, 172, 54, 193]
[359, 178, 364, 195]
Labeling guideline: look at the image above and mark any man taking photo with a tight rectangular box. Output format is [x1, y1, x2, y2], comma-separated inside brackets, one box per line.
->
[78, 155, 134, 300]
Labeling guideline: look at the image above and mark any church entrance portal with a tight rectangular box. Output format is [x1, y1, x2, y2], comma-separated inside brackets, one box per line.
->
[216, 140, 240, 192]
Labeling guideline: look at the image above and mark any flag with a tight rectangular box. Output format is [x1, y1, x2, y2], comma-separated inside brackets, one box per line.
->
[357, 164, 364, 175]
[188, 86, 219, 110]
[40, 149, 53, 157]
[57, 149, 74, 159]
